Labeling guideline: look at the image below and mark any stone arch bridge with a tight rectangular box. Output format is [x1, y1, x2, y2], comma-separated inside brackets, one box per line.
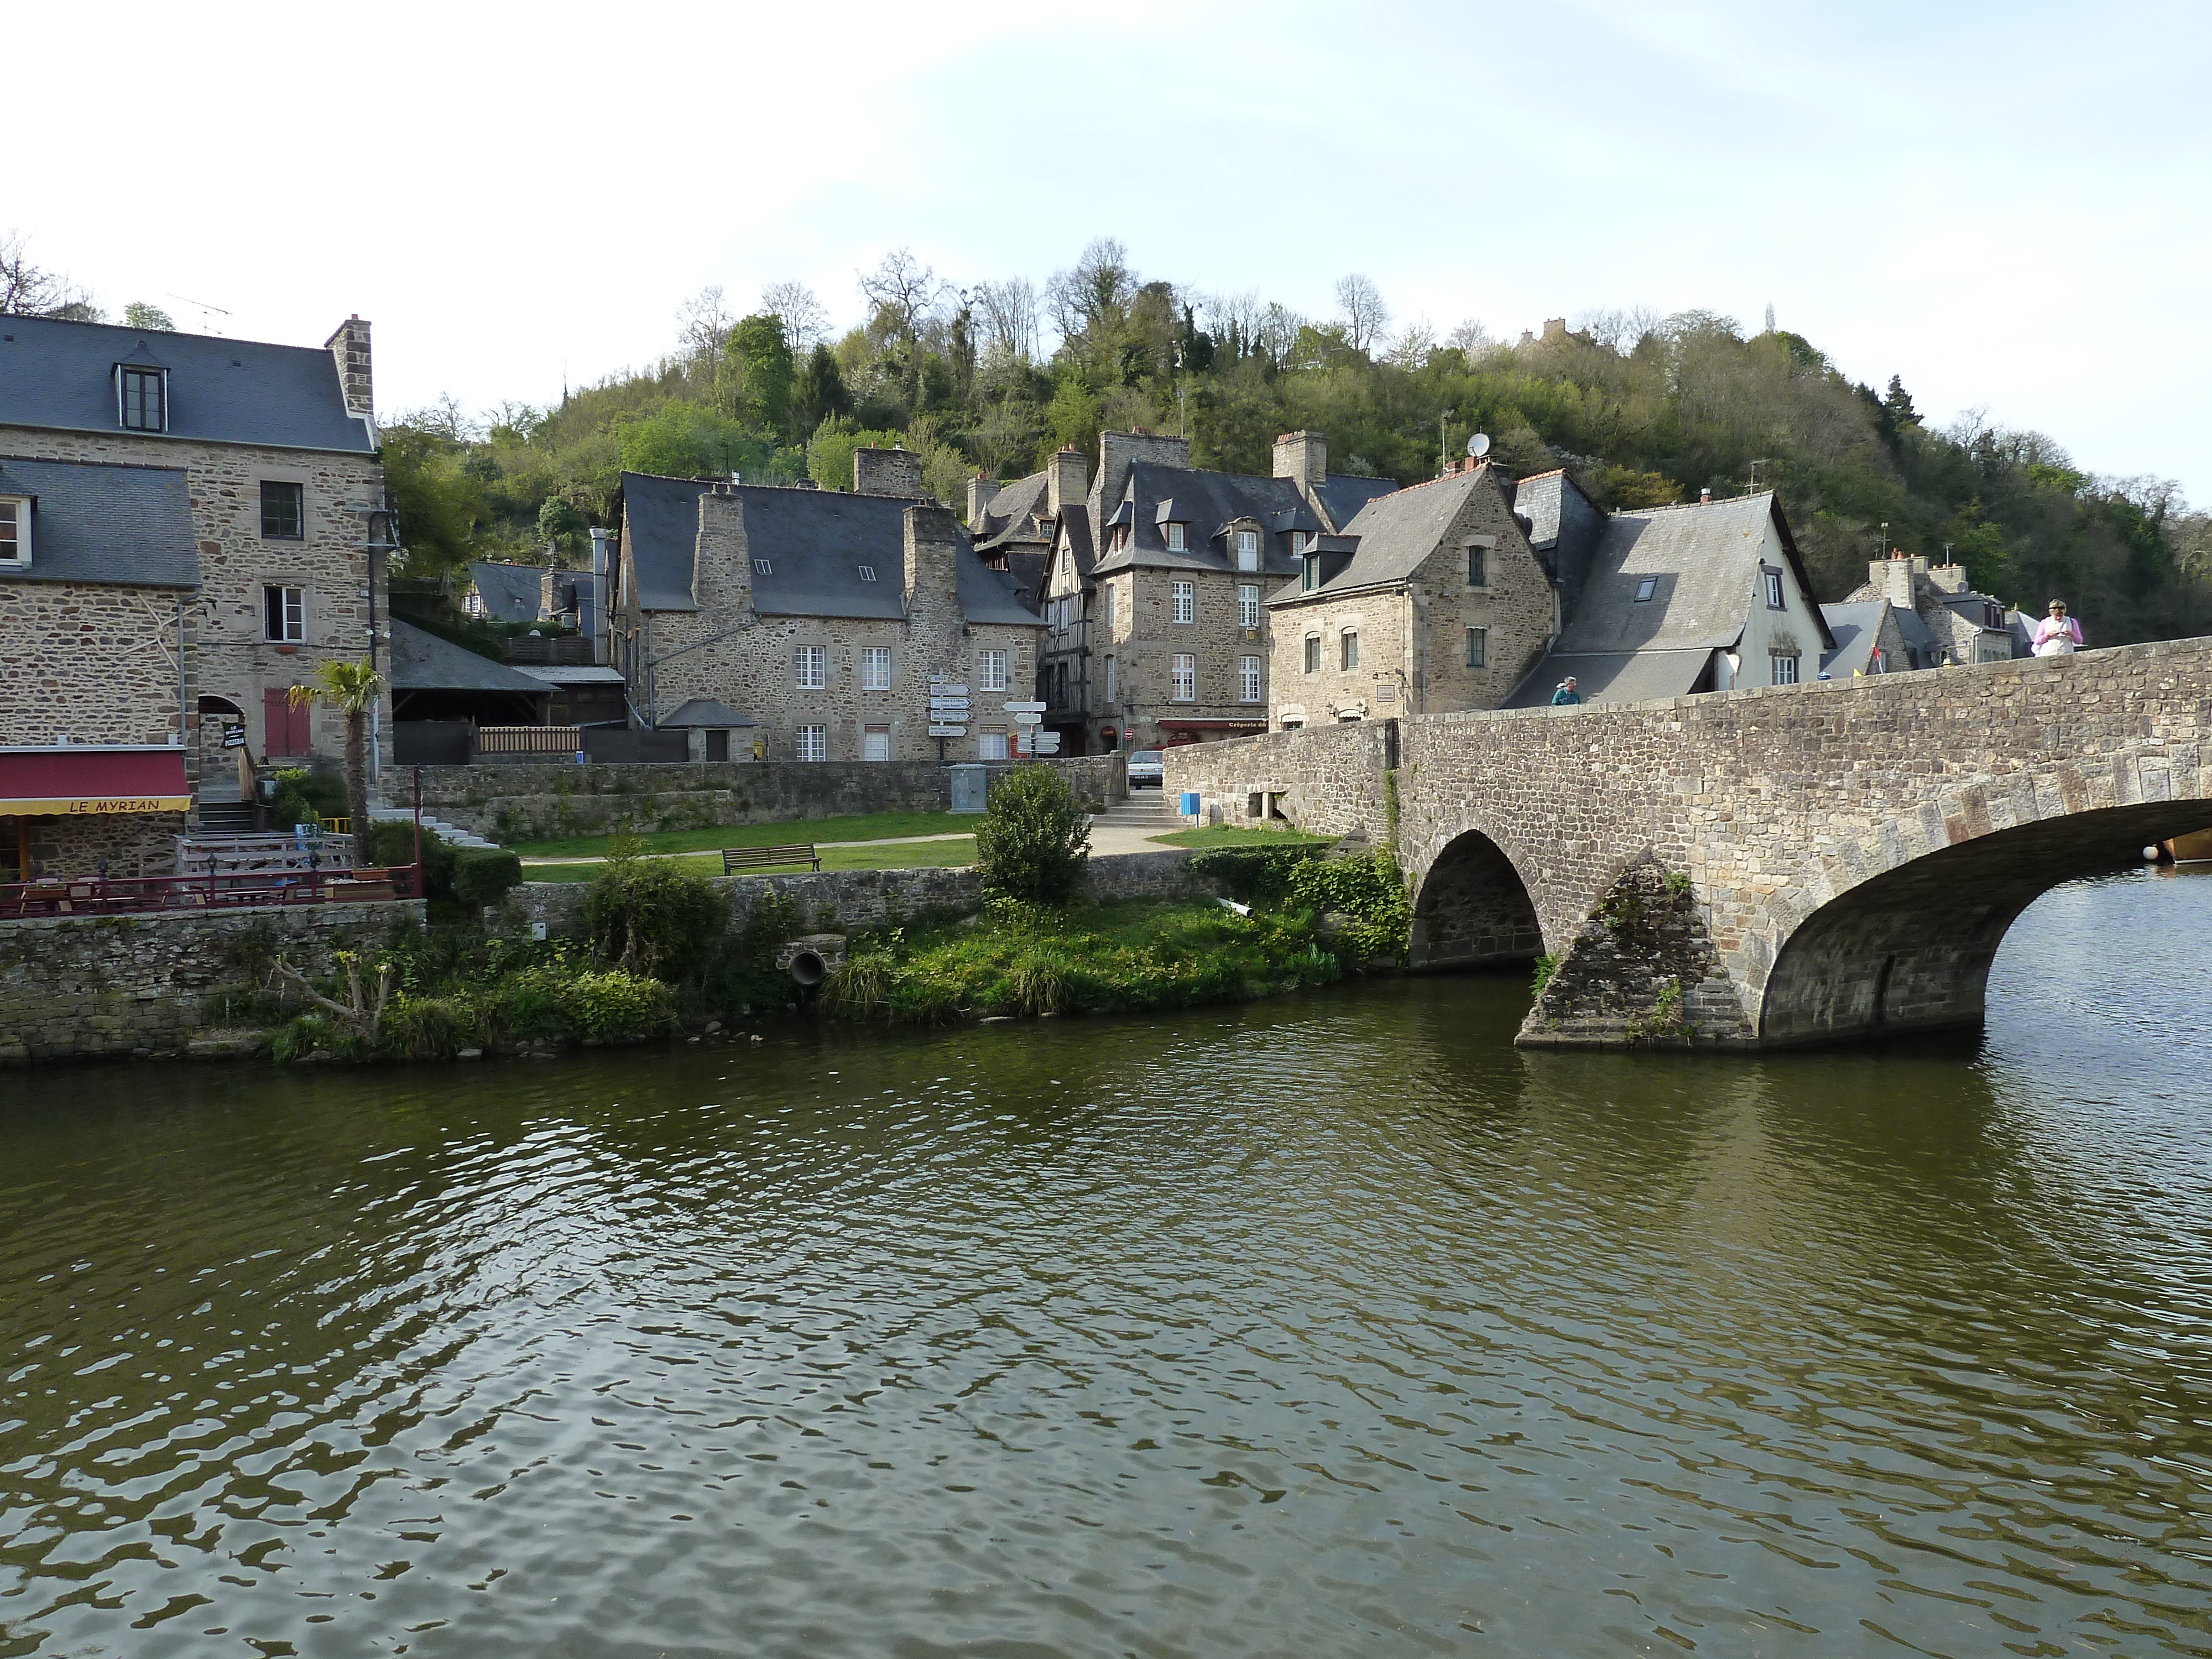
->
[1160, 637, 2212, 1048]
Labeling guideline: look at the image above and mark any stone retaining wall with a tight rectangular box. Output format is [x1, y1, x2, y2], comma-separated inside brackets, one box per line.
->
[1160, 722, 1395, 843]
[402, 754, 1126, 842]
[0, 900, 425, 1063]
[508, 848, 1209, 943]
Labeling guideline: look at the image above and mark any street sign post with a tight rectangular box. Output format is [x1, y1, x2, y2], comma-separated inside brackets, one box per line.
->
[1002, 701, 1047, 714]
[927, 724, 968, 738]
[1031, 731, 1062, 755]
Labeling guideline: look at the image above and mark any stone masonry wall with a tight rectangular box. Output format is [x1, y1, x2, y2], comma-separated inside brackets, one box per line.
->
[0, 427, 389, 775]
[406, 754, 1125, 841]
[0, 899, 424, 1062]
[1161, 720, 1395, 839]
[0, 578, 193, 747]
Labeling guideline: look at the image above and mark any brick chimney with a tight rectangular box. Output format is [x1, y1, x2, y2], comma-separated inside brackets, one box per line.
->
[325, 315, 373, 422]
[1047, 445, 1087, 518]
[966, 475, 1001, 526]
[903, 503, 962, 616]
[1272, 430, 1327, 487]
[854, 445, 925, 497]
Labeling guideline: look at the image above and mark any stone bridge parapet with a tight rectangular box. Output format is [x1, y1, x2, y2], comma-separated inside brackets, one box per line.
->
[1165, 637, 2212, 1048]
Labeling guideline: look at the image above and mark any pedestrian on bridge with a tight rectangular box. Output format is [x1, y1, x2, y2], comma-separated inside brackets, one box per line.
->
[1551, 676, 1582, 706]
[2033, 600, 2084, 656]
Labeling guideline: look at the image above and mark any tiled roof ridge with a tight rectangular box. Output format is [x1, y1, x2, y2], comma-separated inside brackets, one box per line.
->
[1615, 488, 1773, 519]
[2, 311, 340, 359]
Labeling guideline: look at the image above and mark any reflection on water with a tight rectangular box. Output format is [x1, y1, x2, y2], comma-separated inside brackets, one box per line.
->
[2, 869, 2210, 1657]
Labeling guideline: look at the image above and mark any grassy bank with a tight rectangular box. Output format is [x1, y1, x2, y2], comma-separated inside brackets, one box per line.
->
[512, 810, 974, 859]
[521, 838, 977, 883]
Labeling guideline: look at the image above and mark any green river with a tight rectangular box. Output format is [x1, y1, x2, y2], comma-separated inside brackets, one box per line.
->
[4, 868, 2210, 1657]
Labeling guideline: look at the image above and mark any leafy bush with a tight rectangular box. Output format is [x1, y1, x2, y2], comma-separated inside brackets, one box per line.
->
[271, 766, 346, 831]
[363, 818, 458, 893]
[974, 765, 1091, 906]
[1187, 844, 1328, 904]
[546, 968, 672, 1044]
[452, 847, 524, 907]
[583, 858, 730, 982]
[1288, 853, 1412, 964]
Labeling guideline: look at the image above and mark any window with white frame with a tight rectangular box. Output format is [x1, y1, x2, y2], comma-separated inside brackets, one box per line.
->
[1171, 654, 1196, 701]
[1238, 583, 1259, 630]
[1165, 521, 1186, 552]
[862, 646, 891, 690]
[1764, 568, 1785, 610]
[263, 585, 305, 643]
[980, 649, 1008, 692]
[119, 367, 166, 431]
[1340, 629, 1359, 670]
[863, 724, 890, 761]
[979, 727, 1008, 760]
[0, 498, 28, 566]
[753, 557, 773, 576]
[1291, 530, 1310, 557]
[1239, 655, 1261, 702]
[1104, 654, 1116, 702]
[1465, 625, 1488, 669]
[1171, 580, 1194, 624]
[1771, 650, 1800, 685]
[1235, 529, 1259, 571]
[796, 723, 827, 761]
[795, 645, 827, 689]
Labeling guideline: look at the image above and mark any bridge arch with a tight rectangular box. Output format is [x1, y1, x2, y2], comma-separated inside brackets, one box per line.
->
[1409, 828, 1545, 971]
[1756, 795, 2211, 1045]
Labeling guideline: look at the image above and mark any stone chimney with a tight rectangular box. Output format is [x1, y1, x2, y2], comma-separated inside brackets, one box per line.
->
[903, 503, 963, 618]
[967, 475, 1001, 526]
[1093, 429, 1192, 528]
[1047, 445, 1087, 518]
[1273, 430, 1327, 487]
[696, 482, 750, 613]
[1877, 554, 1917, 608]
[325, 315, 373, 422]
[854, 445, 925, 498]
[1542, 317, 1568, 342]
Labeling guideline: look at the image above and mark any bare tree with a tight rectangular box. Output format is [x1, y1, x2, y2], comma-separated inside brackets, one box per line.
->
[1202, 289, 1264, 355]
[1332, 273, 1390, 353]
[857, 248, 942, 343]
[761, 280, 830, 353]
[975, 276, 1039, 364]
[1255, 302, 1305, 369]
[0, 230, 98, 319]
[398, 393, 483, 443]
[1573, 305, 1662, 353]
[1385, 316, 1436, 369]
[1046, 238, 1136, 345]
[1445, 317, 1497, 357]
[675, 285, 733, 360]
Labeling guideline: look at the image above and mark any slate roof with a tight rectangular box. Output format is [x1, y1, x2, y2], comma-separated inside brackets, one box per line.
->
[1891, 603, 1938, 665]
[1316, 473, 1400, 530]
[469, 561, 549, 624]
[1820, 601, 1891, 677]
[619, 473, 1044, 627]
[1267, 467, 1493, 604]
[973, 471, 1052, 551]
[662, 698, 756, 728]
[390, 619, 552, 693]
[1499, 648, 1716, 709]
[1550, 492, 1832, 655]
[1089, 463, 1310, 578]
[1060, 504, 1095, 581]
[0, 315, 375, 453]
[0, 456, 198, 588]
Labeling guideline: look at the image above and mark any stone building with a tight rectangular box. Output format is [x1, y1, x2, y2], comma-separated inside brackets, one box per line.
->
[613, 455, 1044, 763]
[1040, 428, 1396, 752]
[1266, 458, 1561, 727]
[1819, 599, 1917, 678]
[1843, 553, 2024, 667]
[1503, 490, 1833, 706]
[0, 312, 383, 878]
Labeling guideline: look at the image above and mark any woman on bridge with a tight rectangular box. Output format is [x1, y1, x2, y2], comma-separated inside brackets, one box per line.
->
[2033, 600, 2084, 656]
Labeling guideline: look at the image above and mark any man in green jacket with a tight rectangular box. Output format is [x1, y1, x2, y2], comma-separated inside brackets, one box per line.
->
[1550, 676, 1581, 706]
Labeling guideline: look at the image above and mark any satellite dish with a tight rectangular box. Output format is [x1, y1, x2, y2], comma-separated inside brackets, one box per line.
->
[1467, 432, 1491, 458]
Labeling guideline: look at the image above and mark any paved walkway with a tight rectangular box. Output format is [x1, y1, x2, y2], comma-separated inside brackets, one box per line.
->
[520, 831, 978, 867]
[519, 817, 1192, 867]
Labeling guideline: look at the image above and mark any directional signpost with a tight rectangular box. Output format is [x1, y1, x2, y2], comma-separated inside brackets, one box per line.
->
[1003, 701, 1047, 759]
[928, 678, 970, 760]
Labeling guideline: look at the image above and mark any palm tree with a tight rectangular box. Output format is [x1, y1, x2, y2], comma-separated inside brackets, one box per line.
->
[288, 658, 383, 858]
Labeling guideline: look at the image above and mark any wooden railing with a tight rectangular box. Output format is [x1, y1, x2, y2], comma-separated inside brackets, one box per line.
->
[176, 832, 357, 875]
[0, 863, 421, 921]
[475, 725, 583, 758]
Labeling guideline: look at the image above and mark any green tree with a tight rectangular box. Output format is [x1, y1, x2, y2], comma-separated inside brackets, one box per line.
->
[795, 342, 852, 431]
[806, 417, 903, 491]
[380, 426, 491, 578]
[536, 495, 587, 559]
[288, 658, 383, 844]
[975, 765, 1091, 906]
[723, 312, 796, 437]
[122, 301, 175, 331]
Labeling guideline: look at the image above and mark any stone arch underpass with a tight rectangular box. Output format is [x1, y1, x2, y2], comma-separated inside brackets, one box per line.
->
[1161, 637, 2212, 1052]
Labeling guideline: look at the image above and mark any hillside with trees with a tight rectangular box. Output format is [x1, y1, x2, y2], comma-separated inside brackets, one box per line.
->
[7, 229, 2205, 641]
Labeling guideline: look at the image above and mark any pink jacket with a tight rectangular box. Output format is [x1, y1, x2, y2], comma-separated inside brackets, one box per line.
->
[2032, 616, 2084, 654]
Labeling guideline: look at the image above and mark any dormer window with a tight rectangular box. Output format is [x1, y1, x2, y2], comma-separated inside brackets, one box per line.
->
[119, 366, 167, 431]
[1634, 576, 1658, 603]
[1302, 552, 1319, 592]
[0, 498, 29, 567]
[857, 564, 877, 582]
[1291, 530, 1310, 557]
[1165, 521, 1186, 552]
[1235, 529, 1259, 571]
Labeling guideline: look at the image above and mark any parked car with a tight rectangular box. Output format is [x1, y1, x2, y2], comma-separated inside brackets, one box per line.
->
[1125, 749, 1165, 789]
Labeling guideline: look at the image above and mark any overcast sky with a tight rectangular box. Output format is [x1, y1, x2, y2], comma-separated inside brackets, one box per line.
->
[13, 0, 2209, 498]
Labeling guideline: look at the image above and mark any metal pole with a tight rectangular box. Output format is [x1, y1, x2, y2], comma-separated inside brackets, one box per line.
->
[413, 765, 423, 899]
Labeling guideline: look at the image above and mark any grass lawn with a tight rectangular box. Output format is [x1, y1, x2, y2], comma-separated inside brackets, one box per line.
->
[510, 810, 975, 859]
[521, 837, 977, 883]
[1145, 823, 1333, 849]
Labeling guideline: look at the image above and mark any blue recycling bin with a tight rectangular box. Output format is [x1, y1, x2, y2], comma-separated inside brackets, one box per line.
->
[1178, 790, 1201, 819]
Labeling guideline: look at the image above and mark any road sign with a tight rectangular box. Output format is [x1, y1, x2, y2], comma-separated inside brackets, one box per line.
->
[1011, 711, 1044, 726]
[1031, 732, 1062, 754]
[1002, 701, 1047, 713]
[928, 681, 969, 696]
[221, 726, 247, 749]
[927, 724, 968, 738]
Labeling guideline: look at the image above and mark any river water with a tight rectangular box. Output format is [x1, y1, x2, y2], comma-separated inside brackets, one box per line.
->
[4, 868, 2211, 1658]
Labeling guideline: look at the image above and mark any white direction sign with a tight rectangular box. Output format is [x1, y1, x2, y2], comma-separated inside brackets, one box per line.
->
[1011, 711, 1044, 726]
[927, 724, 968, 738]
[928, 681, 968, 696]
[1031, 732, 1062, 754]
[1001, 701, 1047, 714]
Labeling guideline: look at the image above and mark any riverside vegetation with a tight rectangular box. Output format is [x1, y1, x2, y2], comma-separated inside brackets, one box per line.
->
[255, 771, 1415, 1060]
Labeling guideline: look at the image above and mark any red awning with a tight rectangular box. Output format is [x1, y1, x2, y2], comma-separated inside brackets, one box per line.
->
[1157, 718, 1268, 731]
[0, 749, 191, 816]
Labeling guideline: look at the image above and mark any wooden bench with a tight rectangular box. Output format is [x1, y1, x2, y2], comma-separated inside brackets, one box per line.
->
[722, 843, 821, 874]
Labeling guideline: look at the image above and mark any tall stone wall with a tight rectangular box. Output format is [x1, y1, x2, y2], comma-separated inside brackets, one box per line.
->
[0, 899, 424, 1062]
[1161, 720, 1395, 841]
[405, 753, 1126, 842]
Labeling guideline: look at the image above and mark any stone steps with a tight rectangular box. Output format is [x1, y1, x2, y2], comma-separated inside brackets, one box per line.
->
[367, 806, 502, 851]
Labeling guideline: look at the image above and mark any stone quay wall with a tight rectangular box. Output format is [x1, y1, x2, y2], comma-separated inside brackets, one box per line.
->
[0, 899, 425, 1062]
[510, 848, 1208, 943]
[403, 754, 1125, 842]
[1161, 720, 1394, 839]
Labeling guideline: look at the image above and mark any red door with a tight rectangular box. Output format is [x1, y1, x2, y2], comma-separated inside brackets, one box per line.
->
[263, 688, 311, 757]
